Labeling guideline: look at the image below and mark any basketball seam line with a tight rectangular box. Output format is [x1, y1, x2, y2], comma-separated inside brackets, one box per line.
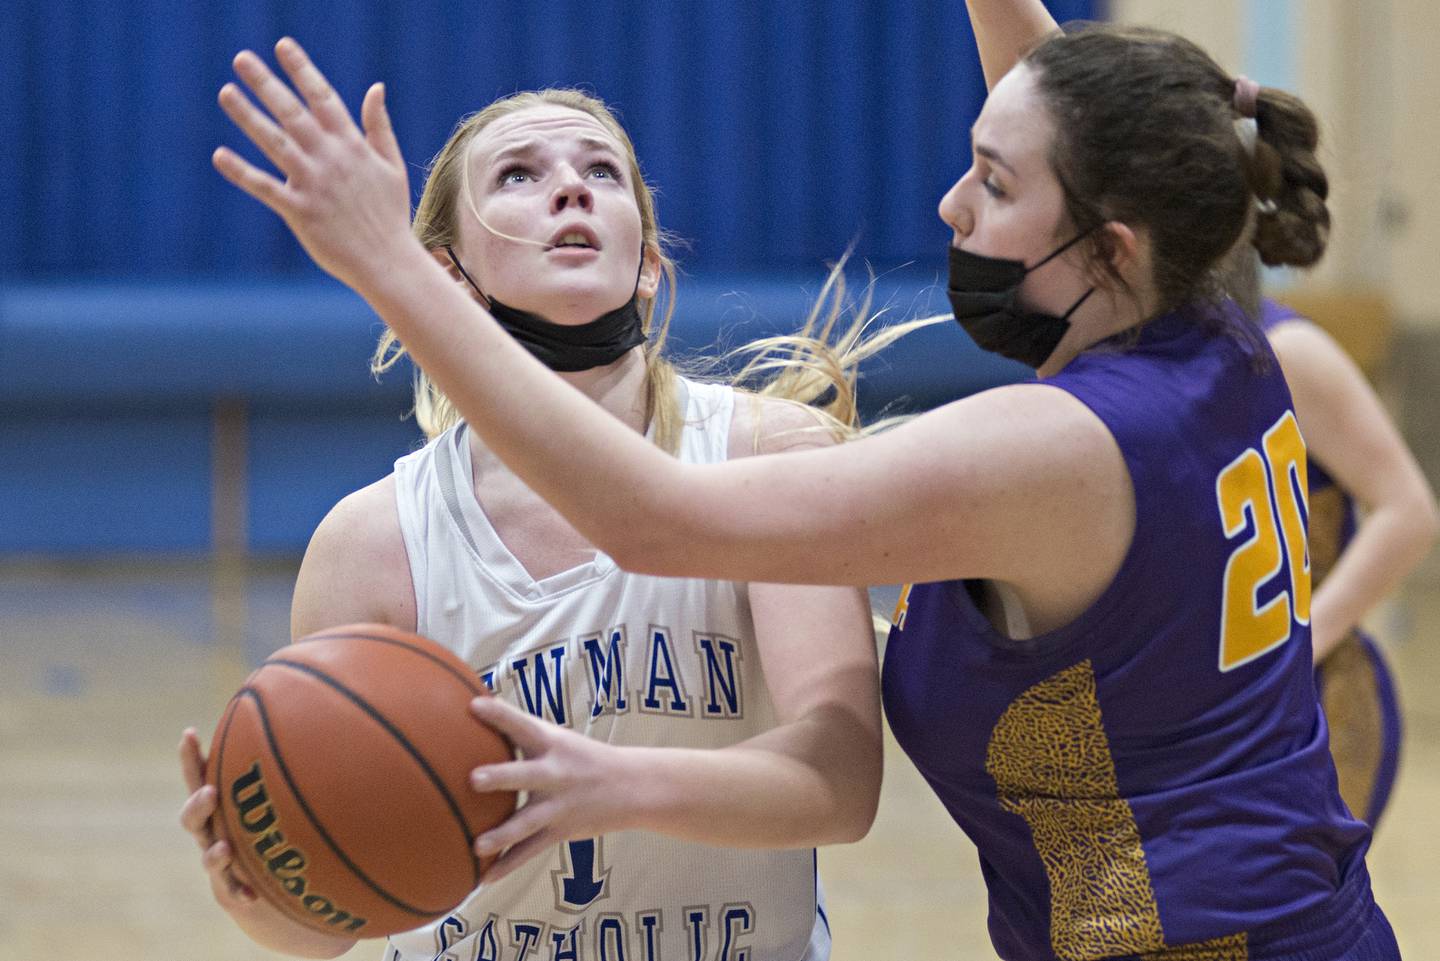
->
[302, 630, 487, 697]
[245, 668, 477, 916]
[214, 694, 365, 932]
[263, 659, 486, 891]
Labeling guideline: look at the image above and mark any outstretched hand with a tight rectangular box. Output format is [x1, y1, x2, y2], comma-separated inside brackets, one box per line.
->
[469, 697, 639, 884]
[213, 38, 415, 294]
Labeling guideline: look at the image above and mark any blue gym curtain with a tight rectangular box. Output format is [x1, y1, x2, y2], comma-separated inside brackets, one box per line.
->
[0, 0, 1094, 280]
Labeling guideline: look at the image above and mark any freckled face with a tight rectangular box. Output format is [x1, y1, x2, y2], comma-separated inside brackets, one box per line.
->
[454, 105, 646, 326]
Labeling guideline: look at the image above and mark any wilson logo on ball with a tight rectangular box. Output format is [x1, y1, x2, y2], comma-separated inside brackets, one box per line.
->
[230, 760, 369, 933]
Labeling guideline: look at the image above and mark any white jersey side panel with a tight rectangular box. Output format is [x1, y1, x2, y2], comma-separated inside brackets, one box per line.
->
[387, 379, 829, 961]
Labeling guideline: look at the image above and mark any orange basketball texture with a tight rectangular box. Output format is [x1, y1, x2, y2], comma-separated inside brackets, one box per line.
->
[207, 624, 516, 938]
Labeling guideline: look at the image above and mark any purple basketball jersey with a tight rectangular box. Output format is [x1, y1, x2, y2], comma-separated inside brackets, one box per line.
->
[884, 305, 1376, 960]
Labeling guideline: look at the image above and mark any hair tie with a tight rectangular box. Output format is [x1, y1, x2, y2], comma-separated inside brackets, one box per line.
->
[1234, 117, 1258, 157]
[1233, 76, 1260, 118]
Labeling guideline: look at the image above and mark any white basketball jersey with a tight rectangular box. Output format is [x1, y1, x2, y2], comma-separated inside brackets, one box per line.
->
[386, 379, 829, 961]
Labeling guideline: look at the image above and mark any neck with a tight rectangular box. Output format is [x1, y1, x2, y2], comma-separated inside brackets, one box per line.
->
[1036, 284, 1156, 378]
[468, 346, 650, 468]
[556, 345, 651, 428]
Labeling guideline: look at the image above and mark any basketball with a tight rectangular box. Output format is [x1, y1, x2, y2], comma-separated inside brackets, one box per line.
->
[206, 624, 516, 938]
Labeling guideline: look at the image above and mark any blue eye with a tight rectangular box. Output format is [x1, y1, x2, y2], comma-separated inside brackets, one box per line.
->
[498, 166, 532, 186]
[590, 162, 622, 181]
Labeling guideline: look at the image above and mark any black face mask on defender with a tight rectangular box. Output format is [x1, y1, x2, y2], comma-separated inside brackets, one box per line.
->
[946, 231, 1097, 370]
[444, 245, 648, 373]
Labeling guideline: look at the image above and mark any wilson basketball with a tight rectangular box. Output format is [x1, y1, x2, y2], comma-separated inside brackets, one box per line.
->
[207, 623, 516, 938]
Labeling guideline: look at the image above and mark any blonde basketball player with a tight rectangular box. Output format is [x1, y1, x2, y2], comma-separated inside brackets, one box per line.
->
[180, 80, 890, 960]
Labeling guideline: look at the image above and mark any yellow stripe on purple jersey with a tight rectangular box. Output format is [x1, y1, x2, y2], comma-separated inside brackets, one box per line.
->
[883, 303, 1383, 960]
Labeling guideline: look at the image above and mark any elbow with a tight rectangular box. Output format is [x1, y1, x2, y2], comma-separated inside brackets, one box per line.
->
[1418, 488, 1440, 550]
[817, 754, 882, 845]
[831, 790, 880, 844]
[1402, 479, 1440, 559]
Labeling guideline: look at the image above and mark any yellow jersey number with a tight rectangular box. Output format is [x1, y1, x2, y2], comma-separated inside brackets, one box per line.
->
[1215, 410, 1311, 672]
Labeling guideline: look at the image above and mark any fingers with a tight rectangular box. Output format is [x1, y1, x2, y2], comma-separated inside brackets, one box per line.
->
[180, 771, 259, 907]
[212, 146, 297, 216]
[202, 839, 259, 905]
[361, 83, 404, 166]
[179, 728, 206, 793]
[478, 830, 555, 886]
[179, 783, 220, 846]
[471, 696, 551, 756]
[474, 798, 557, 858]
[273, 37, 361, 137]
[218, 82, 305, 178]
[469, 756, 558, 795]
[231, 48, 324, 153]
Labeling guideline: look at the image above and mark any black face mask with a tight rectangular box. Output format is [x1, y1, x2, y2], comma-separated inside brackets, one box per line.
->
[946, 232, 1096, 370]
[444, 245, 647, 373]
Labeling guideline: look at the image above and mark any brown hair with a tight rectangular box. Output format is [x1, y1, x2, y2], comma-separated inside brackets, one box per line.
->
[1023, 24, 1329, 315]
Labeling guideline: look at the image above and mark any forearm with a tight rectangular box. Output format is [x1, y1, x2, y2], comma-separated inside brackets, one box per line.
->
[1312, 503, 1438, 662]
[965, 0, 1061, 89]
[615, 708, 880, 847]
[357, 241, 696, 563]
[221, 886, 356, 959]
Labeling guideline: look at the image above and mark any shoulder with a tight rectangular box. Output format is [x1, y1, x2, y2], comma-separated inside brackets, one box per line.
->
[292, 474, 416, 638]
[871, 382, 1126, 509]
[726, 390, 840, 458]
[311, 474, 405, 549]
[1265, 315, 1349, 374]
[915, 383, 1130, 539]
[1264, 318, 1371, 415]
[958, 380, 1120, 454]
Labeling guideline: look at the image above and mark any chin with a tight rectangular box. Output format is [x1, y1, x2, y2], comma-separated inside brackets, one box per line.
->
[535, 285, 633, 325]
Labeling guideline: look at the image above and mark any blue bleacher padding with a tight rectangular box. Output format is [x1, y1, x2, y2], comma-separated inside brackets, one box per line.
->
[0, 274, 1027, 554]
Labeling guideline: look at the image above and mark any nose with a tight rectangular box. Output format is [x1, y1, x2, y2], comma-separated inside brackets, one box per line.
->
[937, 171, 974, 243]
[550, 164, 593, 215]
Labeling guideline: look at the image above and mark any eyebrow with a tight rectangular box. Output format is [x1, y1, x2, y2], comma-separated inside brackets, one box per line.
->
[486, 135, 621, 166]
[974, 142, 1016, 176]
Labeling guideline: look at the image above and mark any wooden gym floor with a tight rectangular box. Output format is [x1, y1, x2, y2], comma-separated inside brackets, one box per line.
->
[0, 563, 1435, 961]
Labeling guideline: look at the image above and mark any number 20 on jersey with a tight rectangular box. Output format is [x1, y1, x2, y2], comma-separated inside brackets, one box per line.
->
[1216, 410, 1311, 672]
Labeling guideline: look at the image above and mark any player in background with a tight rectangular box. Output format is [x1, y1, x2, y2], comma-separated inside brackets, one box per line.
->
[180, 81, 909, 960]
[1258, 291, 1436, 826]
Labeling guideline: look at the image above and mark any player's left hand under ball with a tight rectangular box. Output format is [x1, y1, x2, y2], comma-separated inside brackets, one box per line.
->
[178, 727, 262, 910]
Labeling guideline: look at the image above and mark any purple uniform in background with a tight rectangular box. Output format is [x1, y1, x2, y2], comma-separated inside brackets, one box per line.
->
[884, 305, 1396, 960]
[1260, 298, 1404, 829]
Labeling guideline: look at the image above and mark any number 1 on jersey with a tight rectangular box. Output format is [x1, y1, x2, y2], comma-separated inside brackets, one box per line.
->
[1216, 410, 1310, 672]
[554, 838, 609, 911]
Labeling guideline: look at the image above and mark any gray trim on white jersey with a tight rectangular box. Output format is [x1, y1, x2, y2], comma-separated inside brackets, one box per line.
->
[386, 378, 829, 961]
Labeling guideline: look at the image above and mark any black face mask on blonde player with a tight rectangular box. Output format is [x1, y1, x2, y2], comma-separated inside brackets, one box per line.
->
[445, 245, 646, 372]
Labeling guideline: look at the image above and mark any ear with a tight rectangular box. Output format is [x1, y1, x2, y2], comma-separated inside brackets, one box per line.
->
[637, 244, 663, 300]
[1087, 221, 1145, 291]
[429, 246, 486, 303]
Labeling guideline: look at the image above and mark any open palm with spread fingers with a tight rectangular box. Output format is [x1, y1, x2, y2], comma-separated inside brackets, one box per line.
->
[213, 38, 415, 294]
